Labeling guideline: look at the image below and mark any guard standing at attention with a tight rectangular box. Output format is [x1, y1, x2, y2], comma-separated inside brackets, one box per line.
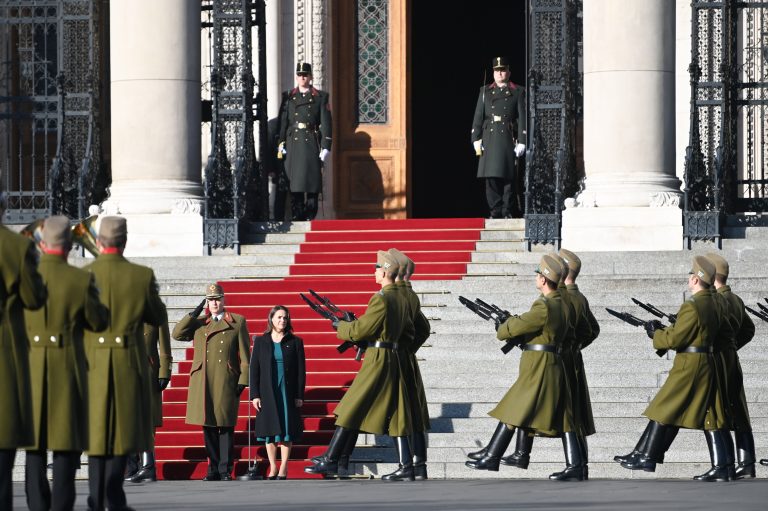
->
[277, 62, 332, 221]
[0, 188, 47, 511]
[471, 56, 526, 218]
[173, 284, 250, 481]
[23, 216, 109, 511]
[84, 216, 168, 511]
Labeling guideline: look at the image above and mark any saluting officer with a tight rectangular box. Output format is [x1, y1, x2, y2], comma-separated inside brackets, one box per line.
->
[471, 56, 526, 218]
[173, 284, 250, 481]
[83, 216, 168, 511]
[23, 216, 109, 511]
[277, 62, 332, 221]
[0, 189, 47, 511]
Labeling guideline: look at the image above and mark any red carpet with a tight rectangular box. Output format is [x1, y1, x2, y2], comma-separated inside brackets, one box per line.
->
[155, 218, 484, 479]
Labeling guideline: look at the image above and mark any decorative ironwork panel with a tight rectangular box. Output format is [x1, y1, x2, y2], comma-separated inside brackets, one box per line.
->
[356, 0, 388, 124]
[524, 0, 581, 248]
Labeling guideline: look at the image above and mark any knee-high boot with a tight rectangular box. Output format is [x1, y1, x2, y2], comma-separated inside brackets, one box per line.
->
[411, 432, 428, 480]
[381, 437, 415, 482]
[621, 421, 668, 472]
[549, 432, 586, 481]
[304, 427, 349, 476]
[693, 430, 732, 482]
[130, 451, 156, 483]
[465, 424, 514, 472]
[578, 435, 589, 480]
[467, 422, 505, 461]
[615, 421, 652, 465]
[734, 431, 756, 479]
[500, 428, 533, 469]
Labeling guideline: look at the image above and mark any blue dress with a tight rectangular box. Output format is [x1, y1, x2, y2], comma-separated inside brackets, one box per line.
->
[257, 341, 292, 443]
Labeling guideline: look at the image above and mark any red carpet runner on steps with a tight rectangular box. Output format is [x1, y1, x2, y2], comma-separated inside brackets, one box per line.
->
[156, 218, 485, 479]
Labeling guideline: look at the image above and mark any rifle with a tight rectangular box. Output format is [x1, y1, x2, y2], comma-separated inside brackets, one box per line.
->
[631, 298, 677, 324]
[299, 292, 363, 361]
[746, 305, 768, 323]
[605, 308, 668, 358]
[458, 296, 524, 354]
[757, 302, 768, 315]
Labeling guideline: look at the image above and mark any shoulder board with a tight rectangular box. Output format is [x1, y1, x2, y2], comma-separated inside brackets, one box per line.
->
[377, 290, 384, 296]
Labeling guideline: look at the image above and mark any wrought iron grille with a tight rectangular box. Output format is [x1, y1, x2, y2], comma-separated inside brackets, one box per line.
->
[356, 0, 388, 124]
[201, 0, 268, 253]
[0, 0, 103, 224]
[524, 0, 582, 249]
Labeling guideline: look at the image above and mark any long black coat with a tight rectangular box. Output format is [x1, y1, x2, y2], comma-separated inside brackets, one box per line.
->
[471, 82, 526, 179]
[249, 333, 306, 440]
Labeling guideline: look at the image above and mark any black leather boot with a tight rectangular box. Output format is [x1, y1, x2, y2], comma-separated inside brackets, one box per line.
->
[500, 429, 533, 468]
[412, 432, 428, 480]
[694, 430, 731, 482]
[123, 454, 139, 481]
[615, 421, 652, 465]
[578, 435, 589, 480]
[734, 431, 756, 479]
[465, 424, 514, 472]
[381, 437, 415, 481]
[130, 451, 157, 482]
[549, 432, 586, 481]
[467, 422, 506, 461]
[621, 421, 668, 472]
[304, 427, 349, 476]
[760, 458, 768, 466]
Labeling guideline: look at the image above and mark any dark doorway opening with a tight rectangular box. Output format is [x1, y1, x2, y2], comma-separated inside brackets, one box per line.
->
[411, 2, 526, 218]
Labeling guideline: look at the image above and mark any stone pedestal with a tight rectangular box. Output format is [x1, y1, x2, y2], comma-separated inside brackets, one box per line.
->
[102, 0, 203, 256]
[562, 0, 682, 251]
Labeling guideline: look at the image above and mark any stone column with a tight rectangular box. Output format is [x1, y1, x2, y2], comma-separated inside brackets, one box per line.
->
[102, 0, 203, 256]
[562, 0, 682, 251]
[675, 0, 692, 182]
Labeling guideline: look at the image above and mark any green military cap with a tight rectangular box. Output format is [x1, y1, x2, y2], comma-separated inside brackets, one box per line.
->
[205, 283, 224, 299]
[98, 216, 127, 245]
[558, 248, 581, 277]
[296, 62, 312, 75]
[535, 254, 562, 283]
[388, 248, 407, 278]
[689, 255, 715, 285]
[376, 250, 399, 278]
[551, 254, 568, 282]
[705, 252, 729, 278]
[492, 56, 509, 70]
[42, 215, 72, 247]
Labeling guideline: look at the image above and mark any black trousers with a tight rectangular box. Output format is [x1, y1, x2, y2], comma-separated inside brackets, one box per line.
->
[0, 449, 15, 511]
[485, 178, 515, 218]
[88, 455, 127, 511]
[291, 192, 319, 221]
[26, 450, 80, 511]
[203, 426, 235, 476]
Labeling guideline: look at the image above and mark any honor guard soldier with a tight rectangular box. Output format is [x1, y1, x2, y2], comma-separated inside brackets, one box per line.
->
[277, 62, 333, 221]
[84, 216, 168, 511]
[619, 257, 730, 481]
[706, 253, 757, 478]
[306, 251, 414, 480]
[0, 188, 47, 511]
[466, 255, 572, 479]
[173, 284, 251, 481]
[471, 56, 526, 218]
[23, 216, 109, 511]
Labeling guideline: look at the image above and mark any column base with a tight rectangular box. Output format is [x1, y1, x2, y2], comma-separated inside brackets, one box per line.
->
[119, 213, 203, 257]
[562, 206, 682, 251]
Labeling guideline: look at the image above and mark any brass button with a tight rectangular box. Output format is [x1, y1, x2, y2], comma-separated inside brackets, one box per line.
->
[115, 337, 122, 344]
[50, 336, 56, 343]
[33, 335, 40, 342]
[98, 337, 105, 343]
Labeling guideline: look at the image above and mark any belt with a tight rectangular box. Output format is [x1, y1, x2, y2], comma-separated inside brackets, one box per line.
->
[371, 341, 398, 350]
[491, 115, 507, 122]
[522, 343, 559, 354]
[294, 122, 316, 129]
[678, 346, 713, 354]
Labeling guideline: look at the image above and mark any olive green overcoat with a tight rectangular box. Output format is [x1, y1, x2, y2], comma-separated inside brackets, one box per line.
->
[334, 284, 413, 436]
[557, 283, 579, 435]
[0, 226, 46, 449]
[471, 82, 526, 179]
[643, 289, 722, 430]
[25, 254, 108, 451]
[173, 312, 250, 427]
[489, 290, 569, 437]
[398, 281, 431, 433]
[565, 283, 599, 436]
[83, 253, 167, 456]
[144, 322, 173, 428]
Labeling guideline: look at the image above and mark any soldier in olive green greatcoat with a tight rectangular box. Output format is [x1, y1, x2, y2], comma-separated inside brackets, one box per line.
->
[23, 216, 109, 511]
[466, 255, 571, 478]
[471, 56, 527, 218]
[306, 251, 414, 480]
[83, 216, 168, 511]
[173, 284, 250, 481]
[620, 256, 730, 481]
[0, 189, 47, 511]
[277, 62, 332, 221]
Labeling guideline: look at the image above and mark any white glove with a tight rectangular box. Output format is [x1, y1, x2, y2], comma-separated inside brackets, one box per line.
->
[277, 142, 286, 160]
[319, 148, 330, 162]
[514, 143, 526, 158]
[473, 140, 483, 156]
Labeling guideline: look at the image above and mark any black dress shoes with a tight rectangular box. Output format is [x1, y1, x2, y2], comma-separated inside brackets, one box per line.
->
[202, 473, 221, 481]
[220, 473, 233, 481]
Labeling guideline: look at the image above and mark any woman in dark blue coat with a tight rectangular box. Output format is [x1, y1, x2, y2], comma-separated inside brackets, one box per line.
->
[250, 306, 306, 479]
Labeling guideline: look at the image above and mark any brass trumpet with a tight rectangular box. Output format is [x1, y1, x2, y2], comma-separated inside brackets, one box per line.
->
[20, 215, 99, 257]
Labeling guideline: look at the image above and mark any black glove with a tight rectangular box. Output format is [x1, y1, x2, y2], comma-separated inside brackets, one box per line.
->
[236, 384, 247, 396]
[493, 313, 509, 332]
[645, 320, 664, 339]
[330, 317, 340, 330]
[158, 378, 170, 391]
[342, 310, 356, 322]
[190, 298, 207, 318]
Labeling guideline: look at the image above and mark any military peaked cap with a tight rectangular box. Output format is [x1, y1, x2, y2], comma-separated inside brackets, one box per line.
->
[689, 256, 715, 285]
[492, 56, 509, 70]
[42, 215, 72, 247]
[98, 216, 127, 245]
[705, 252, 729, 278]
[536, 254, 562, 284]
[558, 248, 582, 277]
[206, 283, 224, 299]
[296, 62, 312, 75]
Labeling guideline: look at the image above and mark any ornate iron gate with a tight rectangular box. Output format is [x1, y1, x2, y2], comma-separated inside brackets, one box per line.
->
[201, 0, 269, 254]
[524, 0, 582, 249]
[0, 0, 104, 224]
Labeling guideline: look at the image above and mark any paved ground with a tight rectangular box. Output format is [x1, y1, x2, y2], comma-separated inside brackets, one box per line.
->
[12, 478, 768, 511]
